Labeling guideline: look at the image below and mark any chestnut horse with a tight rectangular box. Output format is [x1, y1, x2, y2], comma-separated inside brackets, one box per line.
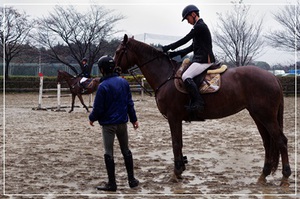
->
[57, 70, 100, 113]
[114, 34, 291, 186]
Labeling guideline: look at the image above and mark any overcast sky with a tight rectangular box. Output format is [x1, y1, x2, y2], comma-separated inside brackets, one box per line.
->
[2, 0, 299, 65]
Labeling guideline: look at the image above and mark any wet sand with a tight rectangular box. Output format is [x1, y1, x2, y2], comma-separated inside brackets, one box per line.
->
[0, 93, 299, 198]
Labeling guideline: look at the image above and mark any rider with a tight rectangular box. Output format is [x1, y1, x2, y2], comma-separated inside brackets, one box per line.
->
[162, 4, 216, 112]
[78, 57, 91, 93]
[89, 55, 139, 191]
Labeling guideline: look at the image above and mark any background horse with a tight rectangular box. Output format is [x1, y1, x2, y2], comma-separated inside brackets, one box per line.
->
[57, 70, 100, 113]
[114, 34, 291, 186]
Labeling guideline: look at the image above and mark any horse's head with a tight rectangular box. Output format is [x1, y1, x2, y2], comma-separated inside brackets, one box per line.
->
[114, 34, 136, 73]
[57, 70, 73, 84]
[57, 70, 63, 84]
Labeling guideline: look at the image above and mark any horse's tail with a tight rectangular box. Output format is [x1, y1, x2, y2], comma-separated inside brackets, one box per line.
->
[277, 78, 284, 132]
[270, 78, 284, 174]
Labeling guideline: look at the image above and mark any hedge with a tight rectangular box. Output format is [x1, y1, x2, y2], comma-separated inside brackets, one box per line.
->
[0, 74, 148, 92]
[1, 75, 299, 95]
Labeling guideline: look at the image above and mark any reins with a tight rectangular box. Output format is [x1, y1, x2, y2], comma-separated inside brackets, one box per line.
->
[128, 65, 153, 97]
[117, 42, 180, 98]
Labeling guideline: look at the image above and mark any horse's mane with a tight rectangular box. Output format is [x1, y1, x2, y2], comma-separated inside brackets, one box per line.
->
[128, 38, 164, 56]
[58, 69, 75, 78]
[127, 38, 180, 69]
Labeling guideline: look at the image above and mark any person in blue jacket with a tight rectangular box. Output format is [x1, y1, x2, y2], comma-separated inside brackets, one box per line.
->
[89, 55, 139, 192]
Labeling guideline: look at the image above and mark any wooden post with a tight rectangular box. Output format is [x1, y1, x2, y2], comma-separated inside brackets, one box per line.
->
[38, 73, 43, 109]
[57, 83, 61, 110]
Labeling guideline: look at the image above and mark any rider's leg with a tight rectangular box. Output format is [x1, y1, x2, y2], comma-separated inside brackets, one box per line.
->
[182, 63, 211, 111]
[80, 77, 88, 93]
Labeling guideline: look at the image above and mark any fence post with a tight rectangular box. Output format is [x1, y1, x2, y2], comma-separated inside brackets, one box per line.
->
[141, 78, 145, 100]
[57, 83, 61, 110]
[89, 94, 93, 108]
[38, 73, 43, 109]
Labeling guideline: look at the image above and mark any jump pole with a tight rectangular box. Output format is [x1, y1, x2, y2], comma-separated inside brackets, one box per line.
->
[141, 78, 145, 100]
[88, 93, 93, 108]
[57, 83, 61, 110]
[37, 73, 44, 110]
[33, 74, 68, 111]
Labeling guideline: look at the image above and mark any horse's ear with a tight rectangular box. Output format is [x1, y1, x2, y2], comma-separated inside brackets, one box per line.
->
[123, 34, 128, 44]
[131, 35, 134, 39]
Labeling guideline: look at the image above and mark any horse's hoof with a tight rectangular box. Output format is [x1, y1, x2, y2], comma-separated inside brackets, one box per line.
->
[280, 177, 290, 187]
[68, 110, 73, 113]
[168, 173, 179, 183]
[257, 174, 267, 185]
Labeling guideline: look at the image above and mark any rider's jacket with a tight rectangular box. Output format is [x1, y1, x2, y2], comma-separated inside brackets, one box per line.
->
[168, 18, 215, 63]
[79, 64, 91, 78]
[89, 74, 137, 125]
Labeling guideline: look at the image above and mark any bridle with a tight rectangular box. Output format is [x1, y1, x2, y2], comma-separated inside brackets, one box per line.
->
[115, 42, 180, 97]
[116, 43, 163, 69]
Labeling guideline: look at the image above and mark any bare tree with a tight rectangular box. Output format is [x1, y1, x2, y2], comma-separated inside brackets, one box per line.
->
[35, 5, 123, 75]
[213, 1, 264, 67]
[266, 1, 300, 52]
[0, 7, 33, 78]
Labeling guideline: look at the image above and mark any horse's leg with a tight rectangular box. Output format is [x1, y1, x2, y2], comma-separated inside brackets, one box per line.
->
[265, 121, 291, 186]
[250, 112, 291, 186]
[77, 94, 89, 112]
[278, 133, 291, 187]
[251, 116, 273, 185]
[167, 116, 186, 181]
[69, 94, 76, 113]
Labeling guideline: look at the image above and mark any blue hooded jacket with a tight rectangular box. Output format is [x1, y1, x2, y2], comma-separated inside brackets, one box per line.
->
[89, 74, 137, 125]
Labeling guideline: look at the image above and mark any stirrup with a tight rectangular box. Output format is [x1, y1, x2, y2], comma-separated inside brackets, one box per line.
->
[185, 102, 204, 112]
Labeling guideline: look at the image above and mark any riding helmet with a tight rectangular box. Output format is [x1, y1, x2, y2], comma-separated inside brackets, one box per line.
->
[182, 5, 199, 21]
[98, 55, 115, 74]
[81, 57, 88, 62]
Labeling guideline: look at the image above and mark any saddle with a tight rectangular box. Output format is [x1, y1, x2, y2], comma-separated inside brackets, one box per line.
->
[174, 58, 227, 94]
[79, 78, 99, 89]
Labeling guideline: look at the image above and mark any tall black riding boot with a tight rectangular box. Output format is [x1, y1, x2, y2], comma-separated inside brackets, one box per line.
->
[96, 154, 117, 191]
[123, 150, 139, 188]
[184, 78, 205, 112]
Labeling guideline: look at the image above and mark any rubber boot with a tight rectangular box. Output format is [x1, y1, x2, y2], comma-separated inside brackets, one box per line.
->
[96, 154, 117, 191]
[123, 150, 139, 188]
[184, 78, 205, 112]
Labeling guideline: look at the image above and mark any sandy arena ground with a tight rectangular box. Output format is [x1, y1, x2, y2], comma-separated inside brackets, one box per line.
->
[0, 93, 299, 199]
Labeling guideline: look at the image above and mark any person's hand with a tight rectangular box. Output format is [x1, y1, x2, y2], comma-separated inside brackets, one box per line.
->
[89, 121, 94, 126]
[169, 51, 180, 58]
[161, 45, 170, 53]
[132, 121, 139, 130]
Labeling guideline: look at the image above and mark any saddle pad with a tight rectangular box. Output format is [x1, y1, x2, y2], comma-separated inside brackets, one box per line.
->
[174, 59, 222, 94]
[81, 78, 95, 89]
[175, 73, 221, 94]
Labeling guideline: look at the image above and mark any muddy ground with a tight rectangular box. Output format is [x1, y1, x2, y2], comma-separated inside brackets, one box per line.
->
[0, 93, 299, 199]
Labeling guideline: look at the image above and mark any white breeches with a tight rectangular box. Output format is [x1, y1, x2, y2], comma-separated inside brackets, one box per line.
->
[182, 62, 212, 81]
[80, 77, 88, 83]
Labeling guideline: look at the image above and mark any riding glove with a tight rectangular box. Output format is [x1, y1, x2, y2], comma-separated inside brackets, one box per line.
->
[162, 44, 176, 53]
[168, 51, 181, 58]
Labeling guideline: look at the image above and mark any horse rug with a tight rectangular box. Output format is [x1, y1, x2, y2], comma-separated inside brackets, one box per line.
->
[174, 58, 227, 94]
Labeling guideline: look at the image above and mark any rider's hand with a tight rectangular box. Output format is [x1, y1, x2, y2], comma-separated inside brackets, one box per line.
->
[169, 51, 180, 58]
[161, 45, 170, 53]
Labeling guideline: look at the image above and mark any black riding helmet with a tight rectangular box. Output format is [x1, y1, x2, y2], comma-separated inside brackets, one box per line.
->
[182, 5, 199, 21]
[98, 55, 115, 74]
